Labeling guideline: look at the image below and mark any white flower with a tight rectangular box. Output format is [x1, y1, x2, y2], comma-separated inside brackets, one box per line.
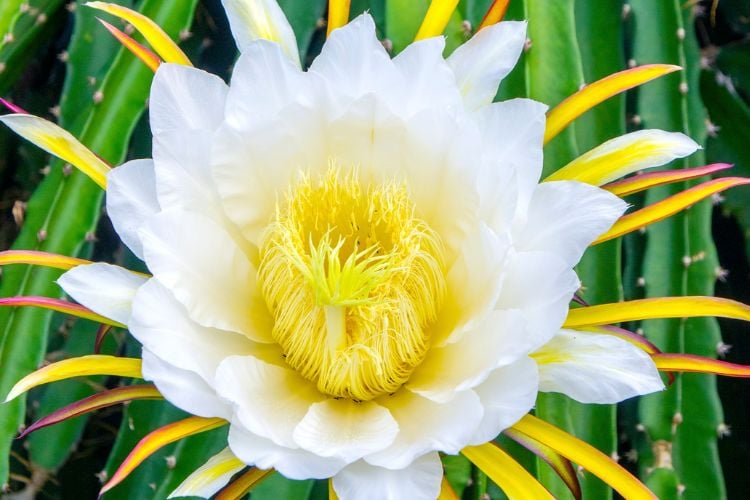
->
[57, 9, 664, 500]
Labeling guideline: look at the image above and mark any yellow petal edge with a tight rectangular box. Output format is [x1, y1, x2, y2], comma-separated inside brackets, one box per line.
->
[0, 114, 110, 188]
[545, 64, 681, 144]
[168, 447, 246, 499]
[86, 1, 192, 66]
[565, 296, 750, 328]
[512, 414, 656, 500]
[462, 442, 553, 499]
[5, 355, 142, 402]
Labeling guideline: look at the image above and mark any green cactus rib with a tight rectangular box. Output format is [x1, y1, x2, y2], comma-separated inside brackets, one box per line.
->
[0, 0, 67, 95]
[631, 0, 725, 498]
[0, 0, 25, 38]
[0, 0, 199, 489]
[570, 1, 625, 499]
[58, 0, 137, 131]
[278, 0, 327, 59]
[522, 0, 583, 497]
[673, 6, 725, 499]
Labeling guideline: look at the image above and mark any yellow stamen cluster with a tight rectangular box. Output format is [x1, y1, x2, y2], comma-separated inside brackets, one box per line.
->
[258, 168, 447, 401]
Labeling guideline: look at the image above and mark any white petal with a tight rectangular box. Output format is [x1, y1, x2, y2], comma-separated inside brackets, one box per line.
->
[391, 37, 462, 117]
[475, 98, 547, 229]
[139, 209, 273, 341]
[211, 108, 326, 246]
[168, 447, 244, 499]
[221, 0, 301, 66]
[408, 310, 526, 403]
[57, 262, 147, 325]
[332, 452, 443, 500]
[515, 181, 627, 267]
[367, 390, 482, 469]
[150, 64, 228, 136]
[215, 355, 322, 448]
[533, 329, 665, 404]
[228, 423, 347, 479]
[310, 14, 400, 113]
[141, 349, 231, 419]
[130, 279, 269, 382]
[322, 93, 407, 176]
[400, 108, 482, 261]
[106, 159, 160, 259]
[496, 251, 580, 351]
[293, 399, 398, 463]
[432, 224, 509, 346]
[152, 129, 255, 257]
[469, 356, 539, 445]
[447, 21, 527, 110]
[224, 40, 311, 132]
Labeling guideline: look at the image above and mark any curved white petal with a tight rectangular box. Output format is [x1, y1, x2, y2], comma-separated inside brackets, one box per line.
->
[432, 224, 509, 347]
[496, 251, 580, 351]
[293, 399, 398, 463]
[168, 447, 244, 499]
[309, 14, 400, 114]
[215, 355, 322, 448]
[391, 37, 462, 117]
[469, 356, 539, 445]
[447, 21, 527, 110]
[224, 40, 312, 132]
[106, 159, 160, 259]
[533, 329, 665, 404]
[57, 262, 147, 325]
[221, 0, 301, 66]
[129, 279, 267, 382]
[367, 390, 482, 469]
[515, 181, 627, 267]
[141, 349, 231, 419]
[317, 98, 478, 250]
[332, 452, 443, 500]
[139, 209, 273, 341]
[408, 310, 525, 403]
[322, 93, 408, 176]
[398, 108, 482, 262]
[211, 107, 326, 246]
[150, 63, 228, 136]
[228, 423, 347, 479]
[475, 99, 547, 228]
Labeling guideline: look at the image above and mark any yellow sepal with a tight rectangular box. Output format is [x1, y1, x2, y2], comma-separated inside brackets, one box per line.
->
[86, 1, 192, 66]
[5, 355, 142, 402]
[415, 0, 460, 40]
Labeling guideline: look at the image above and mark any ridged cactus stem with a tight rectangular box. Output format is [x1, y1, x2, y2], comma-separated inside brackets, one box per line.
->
[572, 1, 626, 498]
[0, 0, 67, 94]
[631, 0, 725, 497]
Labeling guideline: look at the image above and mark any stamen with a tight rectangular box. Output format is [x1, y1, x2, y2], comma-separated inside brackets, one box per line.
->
[258, 167, 447, 401]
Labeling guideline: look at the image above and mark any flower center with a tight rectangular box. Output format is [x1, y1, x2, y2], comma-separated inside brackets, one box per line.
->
[258, 168, 447, 401]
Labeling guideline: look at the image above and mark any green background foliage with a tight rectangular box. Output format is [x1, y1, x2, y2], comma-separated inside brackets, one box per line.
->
[0, 0, 748, 498]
